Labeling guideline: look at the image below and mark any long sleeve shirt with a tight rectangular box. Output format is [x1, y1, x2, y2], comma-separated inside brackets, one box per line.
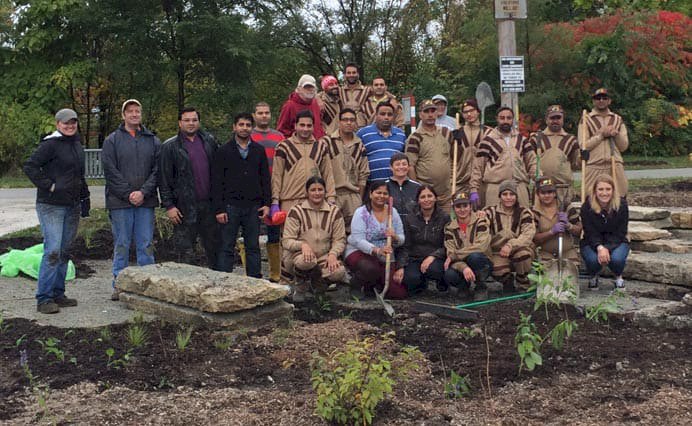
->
[345, 205, 404, 261]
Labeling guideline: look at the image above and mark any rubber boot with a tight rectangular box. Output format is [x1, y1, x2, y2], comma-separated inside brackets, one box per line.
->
[237, 240, 246, 270]
[266, 242, 281, 283]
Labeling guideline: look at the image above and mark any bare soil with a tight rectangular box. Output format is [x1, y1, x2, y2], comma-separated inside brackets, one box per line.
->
[1, 299, 690, 424]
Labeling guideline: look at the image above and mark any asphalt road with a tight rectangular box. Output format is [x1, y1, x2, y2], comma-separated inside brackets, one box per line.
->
[1, 168, 691, 237]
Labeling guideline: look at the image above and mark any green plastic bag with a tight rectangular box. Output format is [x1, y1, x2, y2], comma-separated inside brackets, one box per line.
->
[0, 244, 76, 280]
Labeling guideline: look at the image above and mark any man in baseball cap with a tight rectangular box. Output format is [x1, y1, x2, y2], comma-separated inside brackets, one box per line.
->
[277, 74, 325, 139]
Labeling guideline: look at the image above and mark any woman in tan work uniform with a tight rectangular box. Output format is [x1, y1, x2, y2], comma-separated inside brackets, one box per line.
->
[282, 176, 346, 302]
[484, 179, 536, 293]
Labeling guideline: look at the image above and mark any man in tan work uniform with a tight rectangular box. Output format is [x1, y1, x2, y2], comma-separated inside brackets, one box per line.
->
[484, 180, 536, 293]
[532, 177, 582, 265]
[578, 88, 629, 197]
[530, 104, 580, 204]
[452, 98, 492, 194]
[361, 77, 403, 128]
[405, 99, 453, 212]
[321, 108, 370, 232]
[282, 176, 346, 301]
[339, 63, 370, 123]
[470, 106, 536, 208]
[318, 75, 342, 136]
[270, 110, 336, 218]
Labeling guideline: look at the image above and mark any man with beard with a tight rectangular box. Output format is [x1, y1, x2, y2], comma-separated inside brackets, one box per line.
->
[356, 102, 407, 181]
[405, 99, 453, 212]
[317, 75, 342, 136]
[432, 94, 458, 130]
[212, 113, 271, 277]
[469, 106, 536, 208]
[452, 99, 492, 194]
[361, 77, 403, 128]
[322, 108, 370, 232]
[158, 107, 219, 268]
[339, 63, 371, 120]
[578, 88, 629, 197]
[530, 105, 579, 204]
[277, 74, 325, 139]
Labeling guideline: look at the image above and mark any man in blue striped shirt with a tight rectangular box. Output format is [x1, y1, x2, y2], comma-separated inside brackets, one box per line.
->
[356, 102, 406, 181]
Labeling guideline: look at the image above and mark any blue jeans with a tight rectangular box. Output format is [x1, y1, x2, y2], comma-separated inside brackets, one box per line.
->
[109, 207, 155, 286]
[402, 257, 445, 294]
[444, 252, 493, 290]
[217, 204, 261, 277]
[36, 203, 80, 304]
[581, 243, 629, 276]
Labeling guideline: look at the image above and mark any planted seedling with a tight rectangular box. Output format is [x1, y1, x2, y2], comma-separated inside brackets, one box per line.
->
[175, 325, 194, 352]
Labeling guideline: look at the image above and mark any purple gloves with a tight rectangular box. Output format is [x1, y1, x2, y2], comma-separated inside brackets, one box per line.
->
[557, 212, 568, 223]
[270, 204, 280, 219]
[469, 192, 480, 207]
[550, 221, 566, 234]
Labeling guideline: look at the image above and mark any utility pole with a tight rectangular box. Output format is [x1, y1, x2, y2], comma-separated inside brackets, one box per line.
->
[495, 0, 527, 125]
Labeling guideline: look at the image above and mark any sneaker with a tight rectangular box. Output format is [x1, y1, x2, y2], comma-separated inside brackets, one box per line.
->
[37, 301, 60, 314]
[54, 296, 78, 307]
[614, 277, 625, 290]
[588, 276, 599, 291]
[111, 289, 121, 301]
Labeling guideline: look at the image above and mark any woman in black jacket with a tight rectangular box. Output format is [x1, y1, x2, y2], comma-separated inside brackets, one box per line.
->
[393, 185, 450, 294]
[580, 174, 629, 291]
[23, 109, 90, 314]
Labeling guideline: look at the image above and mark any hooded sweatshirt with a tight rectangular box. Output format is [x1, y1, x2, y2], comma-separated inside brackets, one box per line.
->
[277, 91, 325, 139]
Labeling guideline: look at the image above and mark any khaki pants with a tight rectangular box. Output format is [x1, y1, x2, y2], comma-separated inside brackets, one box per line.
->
[336, 188, 362, 233]
[491, 245, 534, 289]
[584, 163, 627, 198]
[284, 251, 346, 283]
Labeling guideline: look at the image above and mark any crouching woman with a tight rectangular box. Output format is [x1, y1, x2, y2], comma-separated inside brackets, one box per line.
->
[580, 174, 629, 291]
[485, 180, 536, 293]
[443, 192, 493, 299]
[345, 180, 407, 299]
[282, 176, 346, 301]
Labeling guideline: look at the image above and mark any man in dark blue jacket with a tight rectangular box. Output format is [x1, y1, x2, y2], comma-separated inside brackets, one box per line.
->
[159, 107, 219, 268]
[24, 108, 90, 313]
[102, 99, 161, 300]
[211, 112, 271, 277]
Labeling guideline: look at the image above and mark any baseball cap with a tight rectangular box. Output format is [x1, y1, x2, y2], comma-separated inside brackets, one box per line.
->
[298, 74, 317, 88]
[453, 192, 472, 206]
[419, 99, 437, 111]
[55, 108, 78, 123]
[121, 99, 142, 114]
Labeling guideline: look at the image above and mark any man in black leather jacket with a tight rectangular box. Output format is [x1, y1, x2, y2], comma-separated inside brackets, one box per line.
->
[159, 107, 219, 268]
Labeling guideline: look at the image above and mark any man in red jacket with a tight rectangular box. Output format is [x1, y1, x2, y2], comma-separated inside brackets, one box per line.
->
[277, 74, 325, 139]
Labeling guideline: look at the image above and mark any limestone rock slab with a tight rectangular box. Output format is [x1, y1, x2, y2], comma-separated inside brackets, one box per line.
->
[628, 206, 670, 221]
[120, 292, 293, 329]
[627, 222, 672, 241]
[116, 262, 290, 313]
[671, 211, 692, 229]
[623, 252, 692, 287]
[631, 239, 692, 254]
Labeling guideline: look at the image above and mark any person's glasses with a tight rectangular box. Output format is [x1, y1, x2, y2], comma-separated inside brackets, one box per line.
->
[340, 117, 356, 122]
[594, 95, 609, 100]
[548, 115, 562, 120]
[462, 109, 476, 115]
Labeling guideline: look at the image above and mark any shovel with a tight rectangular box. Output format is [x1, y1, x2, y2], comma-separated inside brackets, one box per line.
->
[475, 82, 495, 128]
[374, 197, 395, 317]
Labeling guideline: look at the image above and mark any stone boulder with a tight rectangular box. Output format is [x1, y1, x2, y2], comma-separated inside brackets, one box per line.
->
[627, 222, 672, 241]
[623, 252, 692, 287]
[671, 211, 692, 229]
[116, 262, 290, 313]
[631, 239, 692, 254]
[628, 206, 670, 221]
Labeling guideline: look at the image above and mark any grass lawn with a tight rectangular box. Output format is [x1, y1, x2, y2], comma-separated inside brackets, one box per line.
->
[623, 154, 691, 170]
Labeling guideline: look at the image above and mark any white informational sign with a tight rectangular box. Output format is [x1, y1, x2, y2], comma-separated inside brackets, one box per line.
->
[500, 56, 525, 93]
[495, 0, 527, 19]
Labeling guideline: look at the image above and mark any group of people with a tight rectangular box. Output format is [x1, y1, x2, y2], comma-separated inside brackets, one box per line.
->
[23, 64, 631, 312]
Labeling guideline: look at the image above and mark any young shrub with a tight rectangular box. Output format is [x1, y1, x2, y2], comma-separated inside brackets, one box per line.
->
[310, 334, 422, 425]
[444, 370, 471, 399]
